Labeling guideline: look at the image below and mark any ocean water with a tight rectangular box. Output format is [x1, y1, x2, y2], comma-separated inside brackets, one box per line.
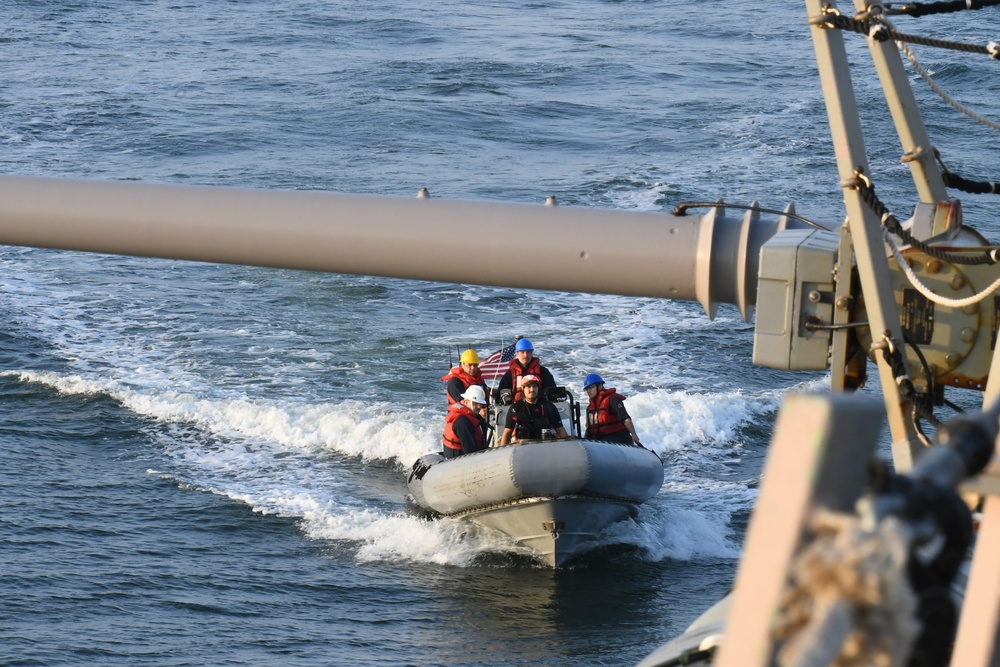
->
[1, 1, 997, 666]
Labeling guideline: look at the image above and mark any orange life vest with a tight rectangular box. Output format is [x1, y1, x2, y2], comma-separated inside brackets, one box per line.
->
[440, 365, 488, 403]
[586, 388, 628, 438]
[509, 357, 543, 402]
[442, 403, 485, 452]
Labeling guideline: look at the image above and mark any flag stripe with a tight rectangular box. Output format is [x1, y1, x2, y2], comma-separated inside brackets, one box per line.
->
[479, 343, 515, 381]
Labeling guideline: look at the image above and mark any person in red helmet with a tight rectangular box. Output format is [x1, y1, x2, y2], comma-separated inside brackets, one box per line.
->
[495, 338, 556, 402]
[499, 375, 568, 445]
[441, 348, 488, 404]
[442, 385, 489, 459]
[583, 373, 642, 447]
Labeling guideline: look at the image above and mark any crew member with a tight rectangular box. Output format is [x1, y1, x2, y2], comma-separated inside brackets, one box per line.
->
[441, 348, 488, 404]
[583, 373, 642, 446]
[496, 338, 557, 402]
[499, 375, 568, 445]
[442, 385, 489, 459]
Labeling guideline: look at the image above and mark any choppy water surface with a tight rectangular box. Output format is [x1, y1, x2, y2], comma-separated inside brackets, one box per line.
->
[1, 1, 997, 665]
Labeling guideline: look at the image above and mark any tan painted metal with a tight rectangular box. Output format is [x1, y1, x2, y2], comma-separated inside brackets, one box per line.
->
[950, 348, 1000, 666]
[0, 175, 804, 320]
[853, 238, 1000, 395]
[714, 394, 885, 667]
[856, 1, 949, 215]
[951, 494, 1000, 667]
[828, 224, 859, 393]
[807, 0, 921, 470]
[0, 0, 991, 660]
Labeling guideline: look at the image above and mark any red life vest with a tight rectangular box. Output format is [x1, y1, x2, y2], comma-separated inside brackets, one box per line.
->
[440, 365, 488, 404]
[442, 403, 485, 452]
[509, 357, 543, 402]
[586, 388, 628, 439]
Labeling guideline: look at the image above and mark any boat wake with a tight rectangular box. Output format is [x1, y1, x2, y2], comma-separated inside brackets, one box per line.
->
[5, 367, 788, 567]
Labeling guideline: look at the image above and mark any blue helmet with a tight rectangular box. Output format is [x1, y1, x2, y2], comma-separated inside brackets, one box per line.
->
[515, 338, 534, 352]
[583, 373, 604, 389]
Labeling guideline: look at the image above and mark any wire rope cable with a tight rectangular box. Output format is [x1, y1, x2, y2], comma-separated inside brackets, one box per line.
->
[883, 16, 1000, 131]
[884, 228, 1000, 307]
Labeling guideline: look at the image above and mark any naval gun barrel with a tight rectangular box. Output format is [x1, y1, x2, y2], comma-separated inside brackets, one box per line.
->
[0, 176, 809, 320]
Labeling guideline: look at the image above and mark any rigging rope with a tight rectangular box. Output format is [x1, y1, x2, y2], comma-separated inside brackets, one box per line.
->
[942, 170, 1000, 193]
[871, 331, 939, 433]
[871, 333, 910, 398]
[883, 227, 1000, 307]
[885, 0, 1000, 17]
[843, 171, 997, 428]
[841, 173, 967, 429]
[882, 16, 1000, 132]
[846, 172, 997, 265]
[811, 10, 1000, 59]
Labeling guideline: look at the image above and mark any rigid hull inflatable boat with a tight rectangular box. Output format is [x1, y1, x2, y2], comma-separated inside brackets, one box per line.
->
[407, 389, 664, 566]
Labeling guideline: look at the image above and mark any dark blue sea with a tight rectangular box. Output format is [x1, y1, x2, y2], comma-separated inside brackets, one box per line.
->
[1, 2, 997, 665]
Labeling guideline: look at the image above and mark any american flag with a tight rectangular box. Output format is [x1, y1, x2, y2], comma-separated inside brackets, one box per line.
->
[478, 342, 515, 381]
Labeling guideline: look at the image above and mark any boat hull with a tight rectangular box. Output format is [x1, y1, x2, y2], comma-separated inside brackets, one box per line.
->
[463, 495, 638, 566]
[406, 438, 664, 566]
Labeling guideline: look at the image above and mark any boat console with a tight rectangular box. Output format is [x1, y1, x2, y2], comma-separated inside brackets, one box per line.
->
[487, 386, 582, 447]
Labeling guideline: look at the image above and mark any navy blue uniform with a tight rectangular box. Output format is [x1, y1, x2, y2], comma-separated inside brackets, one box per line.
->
[504, 399, 563, 441]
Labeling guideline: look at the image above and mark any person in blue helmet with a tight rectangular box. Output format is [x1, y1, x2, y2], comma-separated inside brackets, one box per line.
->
[495, 337, 557, 402]
[583, 373, 642, 446]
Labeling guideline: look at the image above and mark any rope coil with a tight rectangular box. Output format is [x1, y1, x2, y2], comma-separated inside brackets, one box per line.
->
[773, 511, 919, 667]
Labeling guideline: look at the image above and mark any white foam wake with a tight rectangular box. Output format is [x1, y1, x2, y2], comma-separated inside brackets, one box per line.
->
[4, 367, 805, 566]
